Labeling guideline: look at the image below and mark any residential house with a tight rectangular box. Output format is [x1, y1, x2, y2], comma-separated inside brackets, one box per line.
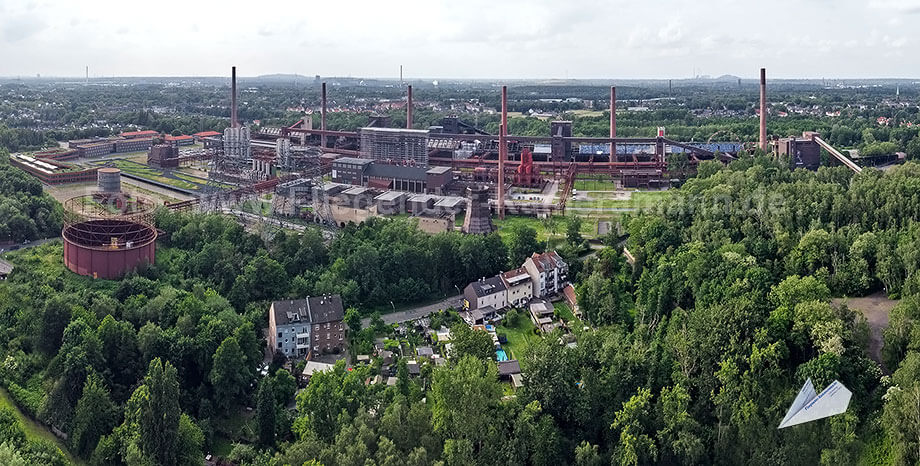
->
[463, 275, 507, 311]
[501, 267, 533, 308]
[529, 299, 559, 333]
[302, 360, 335, 383]
[268, 295, 346, 358]
[523, 251, 568, 298]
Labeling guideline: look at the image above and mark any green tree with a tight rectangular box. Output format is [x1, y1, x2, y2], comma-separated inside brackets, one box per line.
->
[566, 215, 584, 248]
[883, 352, 920, 465]
[449, 324, 495, 361]
[611, 387, 658, 466]
[507, 225, 544, 268]
[257, 378, 276, 447]
[138, 358, 181, 465]
[70, 372, 117, 458]
[209, 336, 248, 411]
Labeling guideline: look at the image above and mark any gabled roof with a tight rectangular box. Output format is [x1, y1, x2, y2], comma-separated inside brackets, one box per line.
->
[501, 267, 531, 286]
[468, 275, 506, 297]
[498, 360, 521, 376]
[529, 251, 566, 272]
[271, 295, 344, 326]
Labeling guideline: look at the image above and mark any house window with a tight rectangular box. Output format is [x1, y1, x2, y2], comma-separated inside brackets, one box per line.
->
[277, 342, 282, 348]
[277, 332, 282, 338]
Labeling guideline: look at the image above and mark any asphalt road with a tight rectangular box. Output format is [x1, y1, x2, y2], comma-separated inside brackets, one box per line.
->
[361, 294, 464, 327]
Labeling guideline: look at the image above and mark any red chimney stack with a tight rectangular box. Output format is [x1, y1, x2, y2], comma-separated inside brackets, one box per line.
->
[610, 86, 617, 166]
[498, 86, 507, 220]
[321, 82, 327, 149]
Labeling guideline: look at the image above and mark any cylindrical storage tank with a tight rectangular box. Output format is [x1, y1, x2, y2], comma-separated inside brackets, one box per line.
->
[97, 167, 122, 193]
[62, 219, 156, 279]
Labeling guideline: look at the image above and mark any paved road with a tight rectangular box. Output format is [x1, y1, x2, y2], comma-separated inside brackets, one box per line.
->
[0, 237, 57, 255]
[362, 294, 464, 327]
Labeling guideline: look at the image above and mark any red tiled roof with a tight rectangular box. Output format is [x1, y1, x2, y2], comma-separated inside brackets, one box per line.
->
[165, 134, 193, 141]
[193, 131, 221, 137]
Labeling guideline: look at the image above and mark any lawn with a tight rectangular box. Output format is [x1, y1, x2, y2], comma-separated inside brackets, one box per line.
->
[497, 315, 542, 360]
[0, 387, 82, 465]
[574, 179, 619, 192]
[570, 190, 671, 210]
[493, 214, 599, 242]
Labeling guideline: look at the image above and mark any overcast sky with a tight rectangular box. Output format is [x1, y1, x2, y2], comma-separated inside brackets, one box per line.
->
[1, 0, 918, 79]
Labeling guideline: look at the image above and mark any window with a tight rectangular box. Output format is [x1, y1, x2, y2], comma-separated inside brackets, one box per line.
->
[277, 342, 282, 348]
[325, 323, 330, 329]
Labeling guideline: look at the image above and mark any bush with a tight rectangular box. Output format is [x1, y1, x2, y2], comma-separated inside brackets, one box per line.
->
[6, 383, 41, 418]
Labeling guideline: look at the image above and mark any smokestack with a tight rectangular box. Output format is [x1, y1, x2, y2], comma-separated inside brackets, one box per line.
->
[321, 82, 327, 149]
[400, 65, 403, 84]
[498, 85, 507, 220]
[610, 86, 617, 166]
[760, 68, 767, 152]
[407, 85, 413, 129]
[231, 66, 239, 128]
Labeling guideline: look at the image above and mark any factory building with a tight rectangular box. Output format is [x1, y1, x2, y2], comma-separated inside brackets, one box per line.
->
[359, 127, 430, 167]
[775, 132, 821, 170]
[147, 144, 179, 168]
[9, 153, 99, 184]
[114, 137, 154, 154]
[120, 130, 159, 139]
[224, 126, 251, 159]
[330, 157, 454, 194]
[164, 134, 195, 146]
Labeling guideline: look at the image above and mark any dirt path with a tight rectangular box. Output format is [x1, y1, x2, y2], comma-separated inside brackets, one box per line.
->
[833, 292, 898, 369]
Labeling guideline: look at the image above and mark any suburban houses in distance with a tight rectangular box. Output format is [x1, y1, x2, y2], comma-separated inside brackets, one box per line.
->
[268, 295, 346, 359]
[462, 250, 572, 325]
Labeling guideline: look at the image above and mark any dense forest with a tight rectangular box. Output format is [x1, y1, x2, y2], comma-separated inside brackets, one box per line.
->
[0, 150, 63, 243]
[231, 158, 920, 466]
[3, 157, 918, 465]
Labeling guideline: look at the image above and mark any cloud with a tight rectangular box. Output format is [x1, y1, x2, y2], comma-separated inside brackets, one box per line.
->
[1, 13, 47, 43]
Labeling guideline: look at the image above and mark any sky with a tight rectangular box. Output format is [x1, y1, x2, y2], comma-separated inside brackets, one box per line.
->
[1, 0, 919, 79]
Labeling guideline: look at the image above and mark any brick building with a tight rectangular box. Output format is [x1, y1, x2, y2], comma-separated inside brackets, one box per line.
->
[268, 295, 346, 358]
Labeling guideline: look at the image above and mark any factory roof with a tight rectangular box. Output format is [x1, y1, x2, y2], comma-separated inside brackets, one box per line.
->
[434, 196, 465, 209]
[375, 191, 408, 202]
[367, 163, 428, 182]
[165, 134, 193, 141]
[426, 166, 452, 175]
[334, 156, 374, 166]
[120, 130, 159, 137]
[360, 127, 430, 135]
[193, 131, 221, 137]
[341, 186, 372, 196]
[408, 194, 437, 203]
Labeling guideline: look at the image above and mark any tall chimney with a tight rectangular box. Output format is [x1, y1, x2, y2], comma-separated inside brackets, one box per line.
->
[760, 68, 767, 152]
[498, 85, 507, 220]
[321, 82, 327, 149]
[231, 66, 239, 128]
[610, 86, 617, 167]
[407, 85, 413, 129]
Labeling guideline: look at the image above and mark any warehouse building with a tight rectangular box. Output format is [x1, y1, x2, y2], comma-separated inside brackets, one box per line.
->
[330, 157, 454, 194]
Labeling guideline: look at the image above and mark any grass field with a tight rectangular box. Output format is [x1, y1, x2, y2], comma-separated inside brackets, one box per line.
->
[498, 315, 542, 360]
[493, 214, 600, 242]
[0, 387, 82, 465]
[574, 179, 619, 191]
[570, 190, 671, 210]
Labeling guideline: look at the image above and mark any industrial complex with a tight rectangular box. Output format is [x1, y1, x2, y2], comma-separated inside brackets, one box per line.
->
[5, 65, 874, 280]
